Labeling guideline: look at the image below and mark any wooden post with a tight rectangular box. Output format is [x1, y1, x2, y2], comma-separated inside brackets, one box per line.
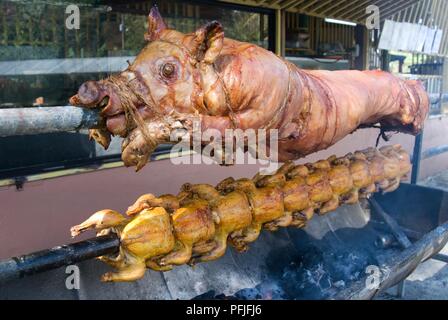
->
[275, 9, 285, 56]
[354, 24, 367, 70]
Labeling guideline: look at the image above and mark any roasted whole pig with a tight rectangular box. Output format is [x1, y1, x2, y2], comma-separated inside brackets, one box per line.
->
[69, 7, 429, 171]
[71, 145, 410, 282]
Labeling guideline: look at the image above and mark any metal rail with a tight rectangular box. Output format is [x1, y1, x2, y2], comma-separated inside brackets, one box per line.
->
[422, 144, 448, 160]
[429, 93, 448, 105]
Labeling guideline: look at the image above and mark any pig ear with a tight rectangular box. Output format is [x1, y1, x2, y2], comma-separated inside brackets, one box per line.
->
[145, 6, 167, 41]
[192, 21, 224, 64]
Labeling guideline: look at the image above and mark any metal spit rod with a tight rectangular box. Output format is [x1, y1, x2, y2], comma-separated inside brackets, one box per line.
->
[0, 92, 446, 137]
[0, 106, 100, 137]
[0, 234, 119, 283]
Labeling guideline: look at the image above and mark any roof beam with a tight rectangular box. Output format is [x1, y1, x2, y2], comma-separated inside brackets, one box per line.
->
[308, 0, 340, 14]
[409, 0, 424, 23]
[353, 0, 408, 20]
[271, 0, 285, 6]
[439, 1, 448, 54]
[297, 0, 321, 12]
[356, 0, 420, 20]
[218, 0, 282, 9]
[336, 0, 373, 19]
[341, 0, 390, 21]
[319, 0, 351, 16]
[380, 0, 423, 21]
[280, 0, 307, 10]
[284, 0, 364, 24]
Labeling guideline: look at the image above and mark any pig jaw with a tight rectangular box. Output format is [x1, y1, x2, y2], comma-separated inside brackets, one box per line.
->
[121, 114, 197, 171]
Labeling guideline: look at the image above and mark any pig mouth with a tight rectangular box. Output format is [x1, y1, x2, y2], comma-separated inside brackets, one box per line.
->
[97, 96, 109, 109]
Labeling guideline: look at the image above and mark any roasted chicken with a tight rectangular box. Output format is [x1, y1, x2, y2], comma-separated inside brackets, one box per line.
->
[69, 7, 429, 171]
[71, 145, 410, 282]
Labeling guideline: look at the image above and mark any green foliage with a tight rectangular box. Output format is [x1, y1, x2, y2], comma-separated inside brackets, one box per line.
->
[0, 0, 271, 107]
[1, 1, 270, 61]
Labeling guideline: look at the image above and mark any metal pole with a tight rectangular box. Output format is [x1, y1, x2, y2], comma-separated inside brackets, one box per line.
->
[369, 199, 412, 249]
[411, 132, 423, 184]
[433, 253, 448, 263]
[369, 199, 411, 298]
[275, 9, 285, 57]
[0, 107, 101, 137]
[0, 234, 119, 283]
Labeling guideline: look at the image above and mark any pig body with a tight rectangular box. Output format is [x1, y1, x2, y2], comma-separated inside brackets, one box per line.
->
[70, 7, 429, 170]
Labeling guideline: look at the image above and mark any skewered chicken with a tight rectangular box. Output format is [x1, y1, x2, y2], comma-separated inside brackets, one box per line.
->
[69, 7, 429, 171]
[71, 145, 410, 282]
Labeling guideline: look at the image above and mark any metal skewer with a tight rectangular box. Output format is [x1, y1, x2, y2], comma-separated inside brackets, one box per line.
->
[0, 106, 101, 137]
[0, 234, 119, 283]
[0, 93, 446, 138]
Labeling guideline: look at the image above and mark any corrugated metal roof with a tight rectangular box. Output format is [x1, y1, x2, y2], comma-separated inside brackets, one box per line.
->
[219, 0, 421, 24]
[386, 0, 448, 57]
[219, 0, 448, 57]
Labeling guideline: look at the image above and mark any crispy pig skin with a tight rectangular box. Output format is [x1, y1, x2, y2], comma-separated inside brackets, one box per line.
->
[69, 7, 429, 170]
[71, 145, 410, 282]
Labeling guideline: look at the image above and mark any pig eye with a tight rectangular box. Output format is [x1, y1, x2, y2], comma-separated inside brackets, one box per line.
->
[161, 63, 175, 78]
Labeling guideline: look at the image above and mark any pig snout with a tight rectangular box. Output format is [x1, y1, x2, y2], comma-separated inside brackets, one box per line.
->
[70, 81, 103, 107]
[70, 81, 123, 116]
